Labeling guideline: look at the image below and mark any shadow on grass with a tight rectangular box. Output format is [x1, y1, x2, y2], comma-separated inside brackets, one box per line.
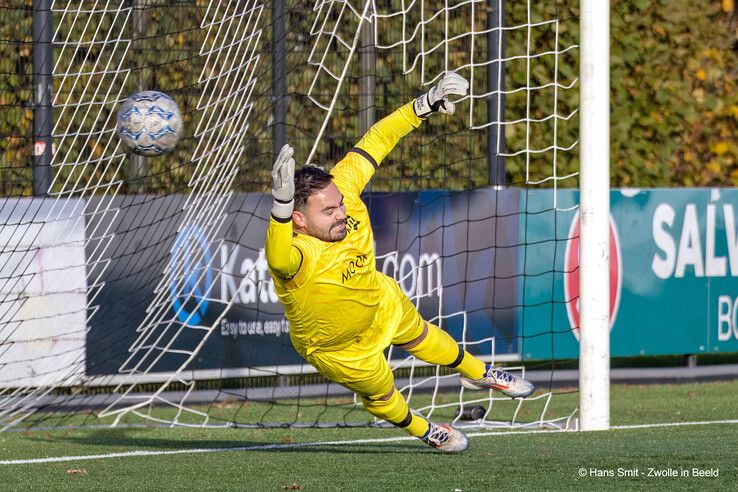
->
[22, 427, 430, 455]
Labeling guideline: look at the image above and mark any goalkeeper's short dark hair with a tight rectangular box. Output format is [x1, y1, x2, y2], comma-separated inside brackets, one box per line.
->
[294, 165, 334, 211]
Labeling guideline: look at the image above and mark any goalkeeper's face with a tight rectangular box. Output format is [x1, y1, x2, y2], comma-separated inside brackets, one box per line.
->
[294, 181, 347, 242]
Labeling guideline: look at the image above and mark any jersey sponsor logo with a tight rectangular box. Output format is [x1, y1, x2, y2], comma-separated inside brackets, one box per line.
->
[341, 253, 369, 283]
[345, 214, 360, 233]
[563, 212, 622, 340]
[168, 223, 214, 325]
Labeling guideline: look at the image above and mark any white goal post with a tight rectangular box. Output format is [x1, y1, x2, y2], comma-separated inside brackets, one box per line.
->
[578, 0, 611, 431]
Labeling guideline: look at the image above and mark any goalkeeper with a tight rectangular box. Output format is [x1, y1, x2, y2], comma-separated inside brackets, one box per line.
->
[265, 72, 534, 453]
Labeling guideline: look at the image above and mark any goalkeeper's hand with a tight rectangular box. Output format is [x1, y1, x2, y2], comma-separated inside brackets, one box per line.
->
[271, 144, 295, 220]
[413, 71, 469, 118]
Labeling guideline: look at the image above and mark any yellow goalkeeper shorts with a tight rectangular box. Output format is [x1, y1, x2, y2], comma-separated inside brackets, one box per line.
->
[305, 274, 424, 400]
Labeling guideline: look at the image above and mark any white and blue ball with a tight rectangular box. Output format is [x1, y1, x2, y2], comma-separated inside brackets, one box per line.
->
[116, 91, 183, 157]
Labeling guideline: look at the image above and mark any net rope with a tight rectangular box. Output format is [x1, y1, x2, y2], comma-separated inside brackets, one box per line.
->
[0, 0, 581, 432]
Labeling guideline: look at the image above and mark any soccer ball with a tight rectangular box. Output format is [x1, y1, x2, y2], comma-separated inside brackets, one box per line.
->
[116, 91, 183, 157]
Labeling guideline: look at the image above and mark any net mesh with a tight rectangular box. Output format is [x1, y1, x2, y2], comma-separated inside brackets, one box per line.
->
[0, 0, 581, 432]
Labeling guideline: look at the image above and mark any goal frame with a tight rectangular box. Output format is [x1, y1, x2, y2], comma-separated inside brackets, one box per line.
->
[1, 0, 612, 432]
[578, 0, 611, 431]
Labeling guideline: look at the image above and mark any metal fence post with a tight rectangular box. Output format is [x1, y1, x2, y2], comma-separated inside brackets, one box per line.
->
[487, 0, 506, 187]
[359, 2, 375, 136]
[272, 0, 287, 159]
[32, 0, 53, 196]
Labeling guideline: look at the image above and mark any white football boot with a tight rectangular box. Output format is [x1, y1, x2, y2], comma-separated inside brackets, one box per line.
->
[460, 364, 535, 398]
[420, 422, 469, 453]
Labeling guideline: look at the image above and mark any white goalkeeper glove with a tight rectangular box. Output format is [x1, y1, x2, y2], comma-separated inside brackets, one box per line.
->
[271, 143, 295, 220]
[413, 71, 469, 118]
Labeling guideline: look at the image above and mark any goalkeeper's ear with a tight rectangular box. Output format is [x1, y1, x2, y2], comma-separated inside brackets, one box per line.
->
[292, 209, 307, 230]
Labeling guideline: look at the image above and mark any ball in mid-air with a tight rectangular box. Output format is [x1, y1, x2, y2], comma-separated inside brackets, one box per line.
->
[116, 91, 183, 157]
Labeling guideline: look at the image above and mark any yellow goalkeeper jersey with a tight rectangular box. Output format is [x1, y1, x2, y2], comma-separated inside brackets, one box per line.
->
[265, 101, 422, 357]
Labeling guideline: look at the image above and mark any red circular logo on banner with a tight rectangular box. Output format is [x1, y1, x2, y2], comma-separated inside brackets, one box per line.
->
[564, 212, 622, 340]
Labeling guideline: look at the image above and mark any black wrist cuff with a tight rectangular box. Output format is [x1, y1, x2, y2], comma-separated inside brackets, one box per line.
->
[271, 213, 292, 223]
[413, 94, 432, 118]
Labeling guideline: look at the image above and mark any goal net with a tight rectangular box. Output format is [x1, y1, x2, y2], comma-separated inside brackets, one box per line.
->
[0, 0, 586, 432]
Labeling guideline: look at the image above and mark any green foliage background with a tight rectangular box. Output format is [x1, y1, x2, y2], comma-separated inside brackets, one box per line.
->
[610, 0, 738, 187]
[0, 1, 736, 195]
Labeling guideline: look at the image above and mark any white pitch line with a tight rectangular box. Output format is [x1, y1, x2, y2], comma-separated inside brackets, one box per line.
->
[611, 419, 738, 430]
[2, 419, 737, 465]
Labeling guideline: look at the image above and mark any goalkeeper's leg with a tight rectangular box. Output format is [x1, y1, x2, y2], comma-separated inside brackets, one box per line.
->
[306, 350, 468, 453]
[397, 321, 535, 399]
[391, 286, 535, 398]
[307, 349, 430, 436]
[395, 320, 486, 380]
[361, 387, 468, 453]
[386, 275, 487, 380]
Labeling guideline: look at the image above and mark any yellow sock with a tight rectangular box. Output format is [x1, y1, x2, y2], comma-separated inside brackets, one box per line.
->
[407, 323, 486, 380]
[405, 413, 431, 437]
[361, 390, 430, 438]
[455, 351, 487, 380]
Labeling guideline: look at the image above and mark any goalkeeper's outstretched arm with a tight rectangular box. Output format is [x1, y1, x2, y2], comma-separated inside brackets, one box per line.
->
[265, 72, 469, 276]
[355, 71, 470, 166]
[335, 71, 470, 195]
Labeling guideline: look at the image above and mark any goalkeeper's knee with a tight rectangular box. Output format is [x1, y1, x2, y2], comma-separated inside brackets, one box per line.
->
[403, 322, 461, 366]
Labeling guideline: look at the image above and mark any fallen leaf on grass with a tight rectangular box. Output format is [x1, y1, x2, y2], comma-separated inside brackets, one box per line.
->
[66, 469, 88, 476]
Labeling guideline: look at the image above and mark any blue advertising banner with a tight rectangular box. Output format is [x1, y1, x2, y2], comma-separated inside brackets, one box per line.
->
[87, 189, 520, 376]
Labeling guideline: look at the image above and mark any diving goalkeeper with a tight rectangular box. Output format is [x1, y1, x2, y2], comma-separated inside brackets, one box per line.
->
[265, 72, 534, 453]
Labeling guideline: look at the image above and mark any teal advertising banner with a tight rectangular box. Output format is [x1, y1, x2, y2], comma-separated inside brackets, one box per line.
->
[522, 188, 738, 359]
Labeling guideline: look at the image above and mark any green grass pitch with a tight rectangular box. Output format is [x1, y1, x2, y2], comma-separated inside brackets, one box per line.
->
[0, 380, 736, 491]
